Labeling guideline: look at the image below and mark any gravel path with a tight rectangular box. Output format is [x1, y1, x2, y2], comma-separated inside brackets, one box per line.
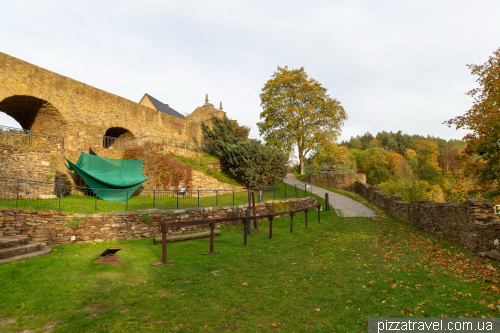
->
[283, 173, 376, 217]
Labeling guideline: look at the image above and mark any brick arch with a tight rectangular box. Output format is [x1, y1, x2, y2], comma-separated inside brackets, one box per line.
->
[103, 126, 135, 149]
[0, 95, 68, 136]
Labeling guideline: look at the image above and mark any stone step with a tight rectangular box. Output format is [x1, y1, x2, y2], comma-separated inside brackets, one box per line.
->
[0, 242, 41, 259]
[0, 245, 52, 265]
[0, 236, 30, 249]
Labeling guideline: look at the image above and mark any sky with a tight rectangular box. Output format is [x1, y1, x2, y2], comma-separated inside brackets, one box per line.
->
[1, 0, 499, 147]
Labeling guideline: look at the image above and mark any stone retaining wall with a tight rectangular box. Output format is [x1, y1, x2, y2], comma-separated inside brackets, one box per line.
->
[354, 181, 500, 261]
[311, 173, 366, 191]
[0, 197, 317, 246]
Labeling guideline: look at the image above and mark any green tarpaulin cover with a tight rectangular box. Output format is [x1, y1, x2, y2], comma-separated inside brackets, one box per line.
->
[64, 153, 148, 201]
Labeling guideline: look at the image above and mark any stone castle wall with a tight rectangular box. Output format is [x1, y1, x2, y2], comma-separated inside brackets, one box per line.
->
[0, 51, 225, 151]
[354, 181, 500, 261]
[0, 197, 317, 246]
[0, 142, 238, 199]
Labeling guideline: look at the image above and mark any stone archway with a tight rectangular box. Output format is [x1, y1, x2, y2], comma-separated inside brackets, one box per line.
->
[103, 127, 135, 149]
[0, 95, 68, 136]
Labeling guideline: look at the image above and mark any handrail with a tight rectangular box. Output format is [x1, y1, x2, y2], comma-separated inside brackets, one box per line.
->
[153, 204, 321, 266]
[0, 124, 65, 149]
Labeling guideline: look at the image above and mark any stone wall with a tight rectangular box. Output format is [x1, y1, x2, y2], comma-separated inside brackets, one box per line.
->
[0, 142, 237, 199]
[0, 197, 317, 246]
[311, 173, 366, 191]
[354, 181, 500, 261]
[0, 51, 225, 151]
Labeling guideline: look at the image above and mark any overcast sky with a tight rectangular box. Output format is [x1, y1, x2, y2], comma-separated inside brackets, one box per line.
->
[1, 0, 499, 146]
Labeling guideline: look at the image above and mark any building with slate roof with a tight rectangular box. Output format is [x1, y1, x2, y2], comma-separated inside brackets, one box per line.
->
[139, 93, 185, 119]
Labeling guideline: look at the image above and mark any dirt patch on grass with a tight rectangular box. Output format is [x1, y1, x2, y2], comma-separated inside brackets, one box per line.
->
[0, 317, 16, 326]
[124, 279, 147, 285]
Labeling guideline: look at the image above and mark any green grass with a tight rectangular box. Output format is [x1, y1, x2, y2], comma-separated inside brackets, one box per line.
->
[0, 185, 311, 214]
[171, 153, 244, 187]
[1, 191, 500, 332]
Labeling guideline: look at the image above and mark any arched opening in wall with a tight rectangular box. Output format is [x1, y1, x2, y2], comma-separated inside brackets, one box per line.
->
[103, 127, 135, 149]
[0, 95, 68, 137]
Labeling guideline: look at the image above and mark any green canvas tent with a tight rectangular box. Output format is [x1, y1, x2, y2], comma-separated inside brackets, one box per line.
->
[65, 152, 148, 201]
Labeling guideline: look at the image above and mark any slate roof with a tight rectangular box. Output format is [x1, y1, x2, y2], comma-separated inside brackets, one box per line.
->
[145, 94, 185, 119]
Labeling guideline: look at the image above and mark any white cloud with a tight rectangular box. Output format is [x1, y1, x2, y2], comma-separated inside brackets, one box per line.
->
[1, 0, 499, 146]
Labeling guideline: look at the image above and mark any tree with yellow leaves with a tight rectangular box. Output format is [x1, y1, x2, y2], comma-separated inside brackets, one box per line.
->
[258, 66, 348, 174]
[312, 142, 354, 166]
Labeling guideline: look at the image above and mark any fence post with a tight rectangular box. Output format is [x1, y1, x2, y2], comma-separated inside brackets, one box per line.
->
[126, 190, 129, 212]
[95, 190, 98, 212]
[233, 190, 235, 205]
[325, 193, 329, 211]
[153, 190, 156, 209]
[354, 164, 356, 174]
[16, 179, 19, 208]
[309, 173, 311, 184]
[295, 184, 297, 198]
[246, 208, 251, 235]
[285, 186, 287, 199]
[177, 190, 179, 209]
[216, 190, 218, 206]
[273, 186, 275, 200]
[198, 190, 200, 207]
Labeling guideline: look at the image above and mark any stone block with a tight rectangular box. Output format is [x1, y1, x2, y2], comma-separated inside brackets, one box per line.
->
[114, 211, 127, 216]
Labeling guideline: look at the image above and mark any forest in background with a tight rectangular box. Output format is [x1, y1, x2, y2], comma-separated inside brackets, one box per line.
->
[299, 130, 484, 204]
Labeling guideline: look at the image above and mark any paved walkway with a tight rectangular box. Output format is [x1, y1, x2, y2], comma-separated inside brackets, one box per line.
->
[283, 173, 376, 217]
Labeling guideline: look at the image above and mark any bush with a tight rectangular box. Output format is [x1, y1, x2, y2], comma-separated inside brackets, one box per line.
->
[123, 141, 192, 189]
[201, 116, 287, 187]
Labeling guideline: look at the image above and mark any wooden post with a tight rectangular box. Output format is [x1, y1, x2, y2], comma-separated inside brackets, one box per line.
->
[252, 192, 258, 229]
[161, 223, 167, 264]
[305, 209, 308, 228]
[210, 223, 214, 253]
[269, 217, 273, 239]
[318, 205, 321, 223]
[243, 217, 248, 246]
[290, 212, 294, 233]
[152, 223, 176, 266]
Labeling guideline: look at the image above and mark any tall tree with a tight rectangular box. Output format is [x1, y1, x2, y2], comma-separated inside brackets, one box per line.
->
[446, 47, 500, 200]
[415, 140, 441, 182]
[258, 66, 348, 174]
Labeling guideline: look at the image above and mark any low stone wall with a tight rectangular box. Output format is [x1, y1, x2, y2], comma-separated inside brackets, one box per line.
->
[354, 181, 500, 260]
[0, 197, 317, 246]
[311, 173, 366, 191]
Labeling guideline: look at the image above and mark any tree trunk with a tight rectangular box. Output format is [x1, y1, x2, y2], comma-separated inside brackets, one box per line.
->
[299, 148, 305, 175]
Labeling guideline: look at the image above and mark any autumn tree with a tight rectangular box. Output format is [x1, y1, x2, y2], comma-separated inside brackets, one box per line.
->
[312, 143, 354, 166]
[446, 47, 500, 200]
[365, 149, 390, 185]
[258, 66, 348, 174]
[415, 140, 442, 182]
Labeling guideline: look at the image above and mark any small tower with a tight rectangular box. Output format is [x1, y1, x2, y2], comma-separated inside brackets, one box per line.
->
[204, 94, 210, 106]
[219, 101, 223, 111]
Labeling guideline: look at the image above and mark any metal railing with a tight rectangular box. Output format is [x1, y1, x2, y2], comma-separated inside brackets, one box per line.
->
[0, 125, 65, 149]
[0, 176, 311, 214]
[102, 135, 207, 151]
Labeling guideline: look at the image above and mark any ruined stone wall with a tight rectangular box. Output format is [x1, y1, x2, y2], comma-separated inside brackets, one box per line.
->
[0, 143, 237, 199]
[311, 173, 366, 191]
[0, 52, 225, 151]
[0, 197, 317, 246]
[354, 181, 500, 261]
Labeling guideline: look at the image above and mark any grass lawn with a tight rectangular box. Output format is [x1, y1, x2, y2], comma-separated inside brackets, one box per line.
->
[1, 192, 500, 332]
[0, 184, 310, 214]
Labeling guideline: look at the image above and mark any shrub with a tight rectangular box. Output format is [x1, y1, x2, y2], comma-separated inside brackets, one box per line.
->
[201, 116, 287, 187]
[123, 141, 192, 189]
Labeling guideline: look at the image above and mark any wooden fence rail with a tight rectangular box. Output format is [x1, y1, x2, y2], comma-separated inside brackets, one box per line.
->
[152, 204, 321, 266]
